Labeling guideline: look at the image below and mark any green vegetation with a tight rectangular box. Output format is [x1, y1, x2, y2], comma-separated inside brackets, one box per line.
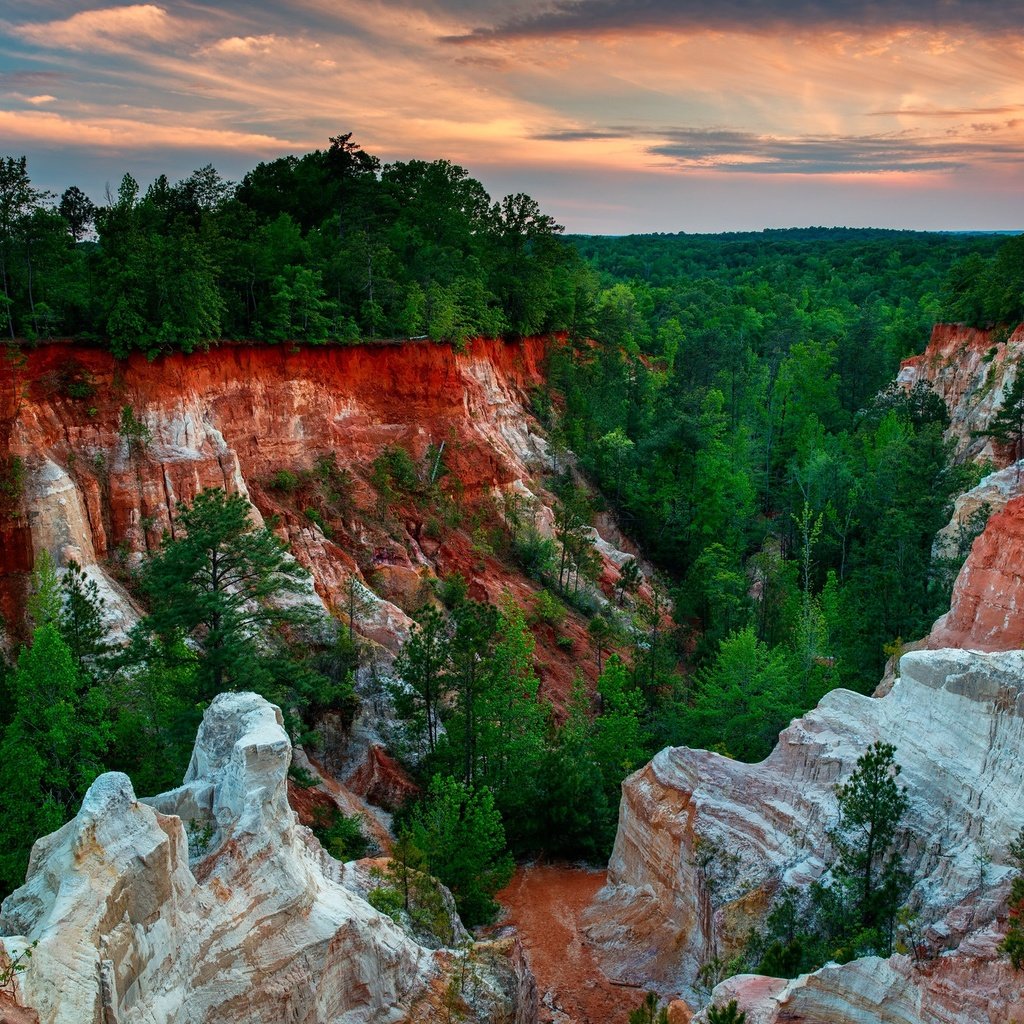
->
[0, 139, 575, 352]
[0, 151, 1014, 962]
[1000, 829, 1024, 969]
[739, 743, 910, 979]
[628, 992, 669, 1024]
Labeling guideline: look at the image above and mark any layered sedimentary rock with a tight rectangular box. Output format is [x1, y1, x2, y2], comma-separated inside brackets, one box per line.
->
[897, 322, 1024, 462]
[585, 648, 1024, 1005]
[0, 692, 536, 1024]
[0, 338, 551, 633]
[0, 337, 639, 709]
[928, 491, 1024, 651]
[695, 921, 1021, 1024]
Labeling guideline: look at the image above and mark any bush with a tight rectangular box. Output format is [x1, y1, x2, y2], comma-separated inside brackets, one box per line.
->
[368, 885, 404, 921]
[528, 589, 566, 628]
[269, 469, 300, 492]
[312, 809, 371, 861]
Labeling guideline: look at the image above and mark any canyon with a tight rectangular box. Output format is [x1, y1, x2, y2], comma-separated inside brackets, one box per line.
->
[0, 335, 639, 1024]
[2, 321, 1024, 1023]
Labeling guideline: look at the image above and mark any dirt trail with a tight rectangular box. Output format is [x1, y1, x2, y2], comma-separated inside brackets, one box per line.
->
[495, 864, 644, 1024]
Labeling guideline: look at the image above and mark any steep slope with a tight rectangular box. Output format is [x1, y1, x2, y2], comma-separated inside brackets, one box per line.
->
[0, 692, 536, 1024]
[897, 322, 1024, 463]
[0, 336, 640, 708]
[900, 323, 1024, 652]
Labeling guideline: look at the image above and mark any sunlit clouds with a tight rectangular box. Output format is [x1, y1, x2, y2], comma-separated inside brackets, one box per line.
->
[1, 0, 1022, 230]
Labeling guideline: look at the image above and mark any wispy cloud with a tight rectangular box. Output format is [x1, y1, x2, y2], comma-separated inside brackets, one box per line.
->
[444, 0, 1024, 42]
[0, 108, 296, 151]
[1, 1, 1022, 230]
[536, 121, 1024, 174]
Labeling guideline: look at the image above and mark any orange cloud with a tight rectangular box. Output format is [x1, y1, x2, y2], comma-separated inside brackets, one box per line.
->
[10, 4, 185, 52]
[0, 109, 295, 152]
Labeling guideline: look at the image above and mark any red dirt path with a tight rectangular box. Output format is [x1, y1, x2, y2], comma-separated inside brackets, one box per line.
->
[495, 864, 644, 1024]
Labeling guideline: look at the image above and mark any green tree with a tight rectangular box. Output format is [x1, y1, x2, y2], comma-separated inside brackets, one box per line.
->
[59, 560, 109, 678]
[475, 603, 547, 843]
[988, 363, 1024, 464]
[408, 774, 513, 926]
[26, 550, 61, 630]
[1000, 828, 1024, 969]
[827, 741, 910, 955]
[707, 1000, 747, 1024]
[58, 185, 96, 242]
[628, 991, 668, 1024]
[141, 488, 310, 696]
[538, 677, 610, 858]
[0, 624, 109, 895]
[683, 627, 797, 761]
[393, 605, 451, 756]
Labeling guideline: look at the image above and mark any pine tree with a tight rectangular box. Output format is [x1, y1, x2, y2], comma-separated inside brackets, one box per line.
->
[142, 488, 310, 696]
[1000, 828, 1024, 969]
[409, 774, 513, 926]
[829, 741, 910, 954]
[0, 625, 109, 895]
[393, 605, 451, 756]
[988, 363, 1024, 465]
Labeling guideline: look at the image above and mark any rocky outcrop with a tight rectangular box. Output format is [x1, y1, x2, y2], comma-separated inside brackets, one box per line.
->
[897, 322, 1024, 462]
[0, 692, 536, 1024]
[696, 920, 1021, 1024]
[585, 648, 1024, 1005]
[928, 491, 1024, 652]
[0, 338, 551, 635]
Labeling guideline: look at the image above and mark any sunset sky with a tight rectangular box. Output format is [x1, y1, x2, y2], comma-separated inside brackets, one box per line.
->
[2, 1, 1023, 233]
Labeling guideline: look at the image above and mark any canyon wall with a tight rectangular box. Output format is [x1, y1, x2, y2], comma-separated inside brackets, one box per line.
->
[0, 337, 549, 634]
[0, 337, 636, 710]
[902, 323, 1024, 652]
[897, 322, 1024, 463]
[586, 647, 1024, 1005]
[0, 692, 536, 1024]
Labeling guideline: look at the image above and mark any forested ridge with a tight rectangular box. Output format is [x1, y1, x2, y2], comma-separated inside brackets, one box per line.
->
[0, 137, 575, 354]
[2, 137, 1023, 978]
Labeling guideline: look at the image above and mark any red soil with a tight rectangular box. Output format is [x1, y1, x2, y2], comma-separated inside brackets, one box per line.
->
[496, 864, 644, 1024]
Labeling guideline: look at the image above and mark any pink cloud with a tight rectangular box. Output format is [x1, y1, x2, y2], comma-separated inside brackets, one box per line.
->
[11, 4, 182, 53]
[0, 109, 295, 152]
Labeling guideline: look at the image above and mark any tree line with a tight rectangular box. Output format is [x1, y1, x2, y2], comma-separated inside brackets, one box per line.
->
[0, 137, 582, 354]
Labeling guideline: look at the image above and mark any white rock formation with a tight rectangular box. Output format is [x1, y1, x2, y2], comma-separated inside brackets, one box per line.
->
[695, 919, 1022, 1024]
[0, 693, 535, 1024]
[585, 648, 1024, 1005]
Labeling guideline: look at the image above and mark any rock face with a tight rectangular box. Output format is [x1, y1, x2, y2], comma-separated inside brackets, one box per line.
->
[929, 491, 1024, 652]
[0, 692, 537, 1024]
[695, 922, 1022, 1024]
[585, 648, 1024, 1006]
[0, 337, 641, 710]
[897, 322, 1024, 462]
[0, 337, 550, 635]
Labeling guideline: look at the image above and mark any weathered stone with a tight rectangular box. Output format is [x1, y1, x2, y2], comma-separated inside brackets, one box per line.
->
[586, 648, 1024, 1006]
[0, 693, 536, 1024]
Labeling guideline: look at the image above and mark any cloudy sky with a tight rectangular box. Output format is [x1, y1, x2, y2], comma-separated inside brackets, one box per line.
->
[2, 0, 1022, 232]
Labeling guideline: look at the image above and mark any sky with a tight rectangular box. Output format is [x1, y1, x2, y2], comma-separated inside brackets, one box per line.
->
[1, 0, 1023, 233]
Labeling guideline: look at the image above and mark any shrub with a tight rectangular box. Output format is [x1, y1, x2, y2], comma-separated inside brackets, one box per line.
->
[529, 589, 566, 628]
[269, 469, 300, 492]
[368, 885, 404, 921]
[312, 809, 371, 861]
